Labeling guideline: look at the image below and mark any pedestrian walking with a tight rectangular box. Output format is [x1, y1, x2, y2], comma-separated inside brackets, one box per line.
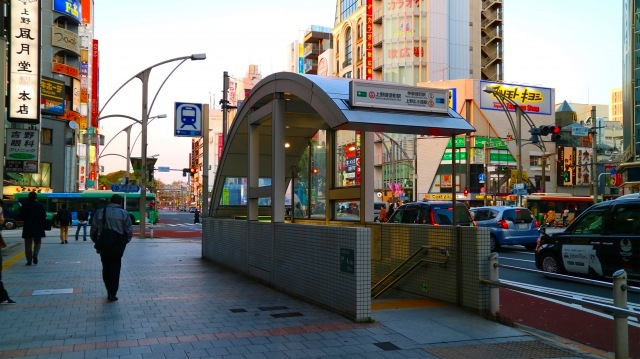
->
[377, 206, 387, 223]
[562, 207, 570, 227]
[0, 199, 15, 304]
[75, 204, 89, 241]
[90, 194, 132, 302]
[18, 191, 47, 266]
[57, 203, 72, 244]
[193, 208, 200, 224]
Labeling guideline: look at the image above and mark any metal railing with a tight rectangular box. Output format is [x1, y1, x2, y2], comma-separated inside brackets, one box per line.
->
[372, 245, 449, 299]
[480, 253, 640, 358]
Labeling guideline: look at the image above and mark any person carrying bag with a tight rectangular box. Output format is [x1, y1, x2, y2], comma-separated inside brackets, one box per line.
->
[90, 194, 132, 302]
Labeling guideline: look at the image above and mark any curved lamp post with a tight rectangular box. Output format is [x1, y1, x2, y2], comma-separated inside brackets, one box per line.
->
[99, 53, 206, 238]
[98, 114, 166, 185]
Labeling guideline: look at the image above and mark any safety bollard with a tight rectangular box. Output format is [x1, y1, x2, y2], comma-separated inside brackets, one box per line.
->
[612, 269, 629, 359]
[489, 253, 499, 316]
[149, 225, 154, 238]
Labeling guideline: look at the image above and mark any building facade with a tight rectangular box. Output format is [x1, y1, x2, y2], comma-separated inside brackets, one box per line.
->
[620, 1, 640, 193]
[3, 0, 97, 199]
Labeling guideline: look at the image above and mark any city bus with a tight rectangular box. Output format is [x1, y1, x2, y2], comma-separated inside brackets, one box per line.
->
[13, 190, 158, 227]
[523, 193, 593, 226]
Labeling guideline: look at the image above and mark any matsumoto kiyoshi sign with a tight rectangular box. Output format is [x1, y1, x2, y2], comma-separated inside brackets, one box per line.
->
[479, 80, 553, 115]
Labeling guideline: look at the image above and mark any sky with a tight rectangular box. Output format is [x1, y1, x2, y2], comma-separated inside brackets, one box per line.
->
[93, 0, 622, 185]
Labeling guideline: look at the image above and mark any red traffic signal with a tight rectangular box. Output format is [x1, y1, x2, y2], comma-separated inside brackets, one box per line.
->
[463, 187, 469, 196]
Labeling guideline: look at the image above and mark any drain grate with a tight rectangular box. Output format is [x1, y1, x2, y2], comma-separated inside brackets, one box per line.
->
[258, 306, 289, 311]
[271, 312, 303, 318]
[373, 342, 400, 351]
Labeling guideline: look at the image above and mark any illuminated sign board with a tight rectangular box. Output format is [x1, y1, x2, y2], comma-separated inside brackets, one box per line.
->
[5, 128, 40, 173]
[53, 0, 81, 23]
[41, 76, 65, 115]
[350, 80, 449, 113]
[480, 80, 553, 115]
[9, 0, 41, 123]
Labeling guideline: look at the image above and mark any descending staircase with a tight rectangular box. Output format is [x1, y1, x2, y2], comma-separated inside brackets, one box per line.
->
[371, 245, 450, 299]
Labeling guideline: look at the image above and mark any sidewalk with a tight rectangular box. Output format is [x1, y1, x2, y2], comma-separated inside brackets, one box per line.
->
[0, 230, 609, 358]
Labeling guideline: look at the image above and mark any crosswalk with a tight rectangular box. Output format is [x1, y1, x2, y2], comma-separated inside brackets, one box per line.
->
[158, 222, 202, 228]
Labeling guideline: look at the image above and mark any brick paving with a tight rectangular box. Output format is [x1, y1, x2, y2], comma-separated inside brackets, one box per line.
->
[0, 234, 607, 358]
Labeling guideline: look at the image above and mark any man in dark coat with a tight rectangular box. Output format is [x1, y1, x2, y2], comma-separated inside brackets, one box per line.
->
[18, 191, 47, 266]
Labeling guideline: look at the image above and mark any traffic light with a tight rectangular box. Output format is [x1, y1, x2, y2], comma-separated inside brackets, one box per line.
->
[550, 126, 562, 142]
[182, 168, 189, 177]
[190, 167, 196, 175]
[312, 168, 319, 175]
[148, 168, 155, 181]
[528, 127, 540, 143]
[539, 125, 561, 140]
[563, 170, 570, 182]
[463, 187, 468, 196]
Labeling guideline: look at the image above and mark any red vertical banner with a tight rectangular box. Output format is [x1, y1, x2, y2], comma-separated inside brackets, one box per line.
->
[366, 0, 373, 80]
[91, 39, 99, 127]
[217, 133, 223, 163]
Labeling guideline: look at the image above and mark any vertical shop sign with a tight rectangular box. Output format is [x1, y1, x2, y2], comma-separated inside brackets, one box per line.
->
[9, 0, 41, 123]
[365, 0, 373, 80]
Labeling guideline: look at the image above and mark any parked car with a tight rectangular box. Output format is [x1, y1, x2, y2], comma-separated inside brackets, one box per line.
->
[386, 201, 475, 226]
[535, 195, 640, 282]
[2, 200, 22, 230]
[470, 206, 539, 252]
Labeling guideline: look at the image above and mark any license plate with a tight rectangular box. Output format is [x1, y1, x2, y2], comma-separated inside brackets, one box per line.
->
[517, 223, 528, 230]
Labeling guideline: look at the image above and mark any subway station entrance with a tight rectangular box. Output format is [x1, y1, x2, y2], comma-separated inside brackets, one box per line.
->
[203, 72, 488, 321]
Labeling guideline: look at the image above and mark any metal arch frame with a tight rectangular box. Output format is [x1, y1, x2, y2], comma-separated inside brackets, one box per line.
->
[485, 90, 548, 203]
[489, 95, 547, 153]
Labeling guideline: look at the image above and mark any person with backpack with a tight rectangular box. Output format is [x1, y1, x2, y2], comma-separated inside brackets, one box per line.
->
[75, 204, 89, 241]
[57, 203, 72, 244]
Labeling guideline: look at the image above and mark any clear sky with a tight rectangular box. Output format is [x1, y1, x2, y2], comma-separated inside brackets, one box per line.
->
[93, 0, 622, 184]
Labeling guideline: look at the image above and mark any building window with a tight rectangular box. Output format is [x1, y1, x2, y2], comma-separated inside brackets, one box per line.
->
[344, 27, 352, 66]
[41, 128, 53, 145]
[340, 0, 359, 22]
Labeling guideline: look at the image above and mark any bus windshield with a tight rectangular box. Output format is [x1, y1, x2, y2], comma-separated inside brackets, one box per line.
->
[13, 190, 158, 226]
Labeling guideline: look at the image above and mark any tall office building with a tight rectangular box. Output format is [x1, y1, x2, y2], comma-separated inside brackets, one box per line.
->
[620, 1, 640, 193]
[331, 0, 500, 82]
[3, 0, 96, 198]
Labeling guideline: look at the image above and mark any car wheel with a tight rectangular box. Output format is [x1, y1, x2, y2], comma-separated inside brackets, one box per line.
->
[490, 235, 500, 252]
[4, 220, 16, 230]
[541, 253, 562, 274]
[523, 243, 536, 251]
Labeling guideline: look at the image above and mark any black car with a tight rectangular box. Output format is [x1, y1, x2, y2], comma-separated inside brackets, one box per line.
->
[386, 201, 474, 226]
[535, 195, 640, 281]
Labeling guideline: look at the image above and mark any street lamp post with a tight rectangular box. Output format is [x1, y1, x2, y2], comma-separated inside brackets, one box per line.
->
[98, 114, 166, 211]
[99, 54, 205, 238]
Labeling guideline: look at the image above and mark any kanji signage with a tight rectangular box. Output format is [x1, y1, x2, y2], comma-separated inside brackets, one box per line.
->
[5, 128, 40, 173]
[9, 0, 41, 123]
